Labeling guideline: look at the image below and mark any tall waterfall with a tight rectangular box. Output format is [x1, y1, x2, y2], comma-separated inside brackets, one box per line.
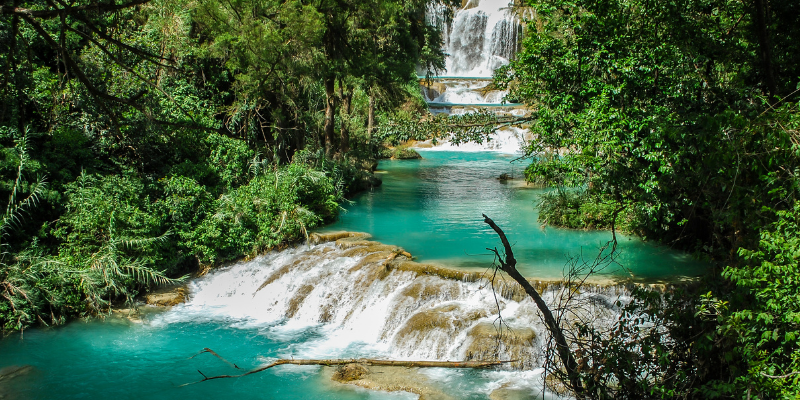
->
[161, 233, 627, 395]
[430, 0, 523, 78]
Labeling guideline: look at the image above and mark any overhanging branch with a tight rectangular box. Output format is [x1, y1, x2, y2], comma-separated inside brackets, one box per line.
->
[1, 0, 151, 19]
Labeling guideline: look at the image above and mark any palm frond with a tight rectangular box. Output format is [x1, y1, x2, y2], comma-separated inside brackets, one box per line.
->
[0, 176, 48, 237]
[119, 230, 172, 249]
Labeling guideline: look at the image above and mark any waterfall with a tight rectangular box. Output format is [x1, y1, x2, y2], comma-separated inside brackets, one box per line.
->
[162, 233, 628, 375]
[436, 0, 523, 78]
[417, 0, 528, 152]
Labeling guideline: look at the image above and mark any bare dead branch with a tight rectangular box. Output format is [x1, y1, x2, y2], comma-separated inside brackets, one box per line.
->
[760, 370, 800, 379]
[188, 348, 242, 370]
[482, 213, 585, 398]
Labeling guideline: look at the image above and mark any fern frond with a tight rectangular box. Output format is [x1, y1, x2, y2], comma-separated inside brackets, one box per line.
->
[0, 176, 48, 237]
[120, 231, 172, 249]
[120, 262, 186, 287]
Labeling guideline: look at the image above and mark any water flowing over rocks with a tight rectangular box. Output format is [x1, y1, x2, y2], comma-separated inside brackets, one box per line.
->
[169, 232, 631, 386]
[419, 0, 532, 153]
[429, 0, 523, 78]
[144, 285, 189, 307]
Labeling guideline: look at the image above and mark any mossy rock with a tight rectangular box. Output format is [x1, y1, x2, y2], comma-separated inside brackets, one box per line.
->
[392, 147, 422, 160]
[378, 146, 422, 160]
[465, 322, 537, 370]
[308, 231, 371, 245]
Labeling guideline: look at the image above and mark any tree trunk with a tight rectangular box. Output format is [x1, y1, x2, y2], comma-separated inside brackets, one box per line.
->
[482, 214, 586, 398]
[367, 93, 375, 138]
[324, 77, 336, 155]
[339, 80, 352, 154]
[753, 0, 776, 97]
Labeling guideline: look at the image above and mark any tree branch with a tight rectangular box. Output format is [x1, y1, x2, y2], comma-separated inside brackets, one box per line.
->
[2, 0, 151, 19]
[482, 214, 585, 398]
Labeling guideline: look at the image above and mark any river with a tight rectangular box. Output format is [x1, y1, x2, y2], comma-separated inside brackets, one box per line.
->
[0, 149, 703, 400]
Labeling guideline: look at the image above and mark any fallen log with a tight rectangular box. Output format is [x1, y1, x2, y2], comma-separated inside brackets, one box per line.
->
[182, 348, 515, 386]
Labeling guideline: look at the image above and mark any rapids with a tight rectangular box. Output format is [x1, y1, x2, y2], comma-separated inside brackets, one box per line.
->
[0, 233, 625, 399]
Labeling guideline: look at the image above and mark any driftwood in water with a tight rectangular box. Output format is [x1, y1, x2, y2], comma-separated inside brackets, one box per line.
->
[182, 348, 515, 386]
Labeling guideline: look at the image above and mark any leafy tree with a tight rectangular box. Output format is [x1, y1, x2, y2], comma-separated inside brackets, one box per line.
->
[498, 0, 799, 251]
[488, 0, 800, 397]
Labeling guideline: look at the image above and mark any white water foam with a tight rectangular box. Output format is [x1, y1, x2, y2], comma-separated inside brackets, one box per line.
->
[155, 239, 626, 398]
[441, 0, 522, 78]
[429, 79, 509, 104]
[415, 126, 527, 154]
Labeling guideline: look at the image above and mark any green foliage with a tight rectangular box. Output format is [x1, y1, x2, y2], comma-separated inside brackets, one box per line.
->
[509, 0, 797, 247]
[0, 0, 436, 337]
[54, 174, 163, 267]
[504, 0, 800, 397]
[716, 204, 800, 398]
[569, 285, 720, 399]
[377, 145, 422, 160]
[537, 189, 632, 231]
[205, 133, 255, 189]
[188, 162, 339, 264]
[376, 109, 521, 147]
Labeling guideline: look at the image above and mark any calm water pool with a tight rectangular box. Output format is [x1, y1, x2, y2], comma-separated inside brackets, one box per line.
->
[324, 150, 705, 281]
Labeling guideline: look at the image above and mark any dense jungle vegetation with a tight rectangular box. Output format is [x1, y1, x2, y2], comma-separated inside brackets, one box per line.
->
[383, 0, 799, 397]
[0, 0, 454, 331]
[492, 0, 798, 398]
[2, 0, 799, 398]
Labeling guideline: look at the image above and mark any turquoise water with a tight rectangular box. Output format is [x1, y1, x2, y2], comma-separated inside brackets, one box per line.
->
[324, 150, 705, 281]
[0, 316, 393, 400]
[0, 149, 704, 400]
[0, 314, 427, 400]
[0, 303, 547, 399]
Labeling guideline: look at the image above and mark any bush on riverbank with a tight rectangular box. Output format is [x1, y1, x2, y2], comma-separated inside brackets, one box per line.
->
[377, 145, 422, 160]
[536, 190, 634, 232]
[0, 129, 347, 332]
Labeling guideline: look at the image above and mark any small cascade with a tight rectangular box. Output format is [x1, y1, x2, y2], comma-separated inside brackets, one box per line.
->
[164, 233, 628, 373]
[424, 78, 508, 105]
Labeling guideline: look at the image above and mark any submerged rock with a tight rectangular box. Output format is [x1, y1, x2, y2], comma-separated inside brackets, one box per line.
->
[331, 363, 368, 382]
[0, 364, 35, 399]
[0, 365, 34, 383]
[489, 384, 541, 400]
[326, 365, 454, 400]
[465, 322, 537, 370]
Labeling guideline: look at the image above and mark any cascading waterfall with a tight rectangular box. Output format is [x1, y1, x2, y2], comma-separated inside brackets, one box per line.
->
[429, 0, 523, 78]
[160, 233, 628, 396]
[420, 0, 529, 152]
